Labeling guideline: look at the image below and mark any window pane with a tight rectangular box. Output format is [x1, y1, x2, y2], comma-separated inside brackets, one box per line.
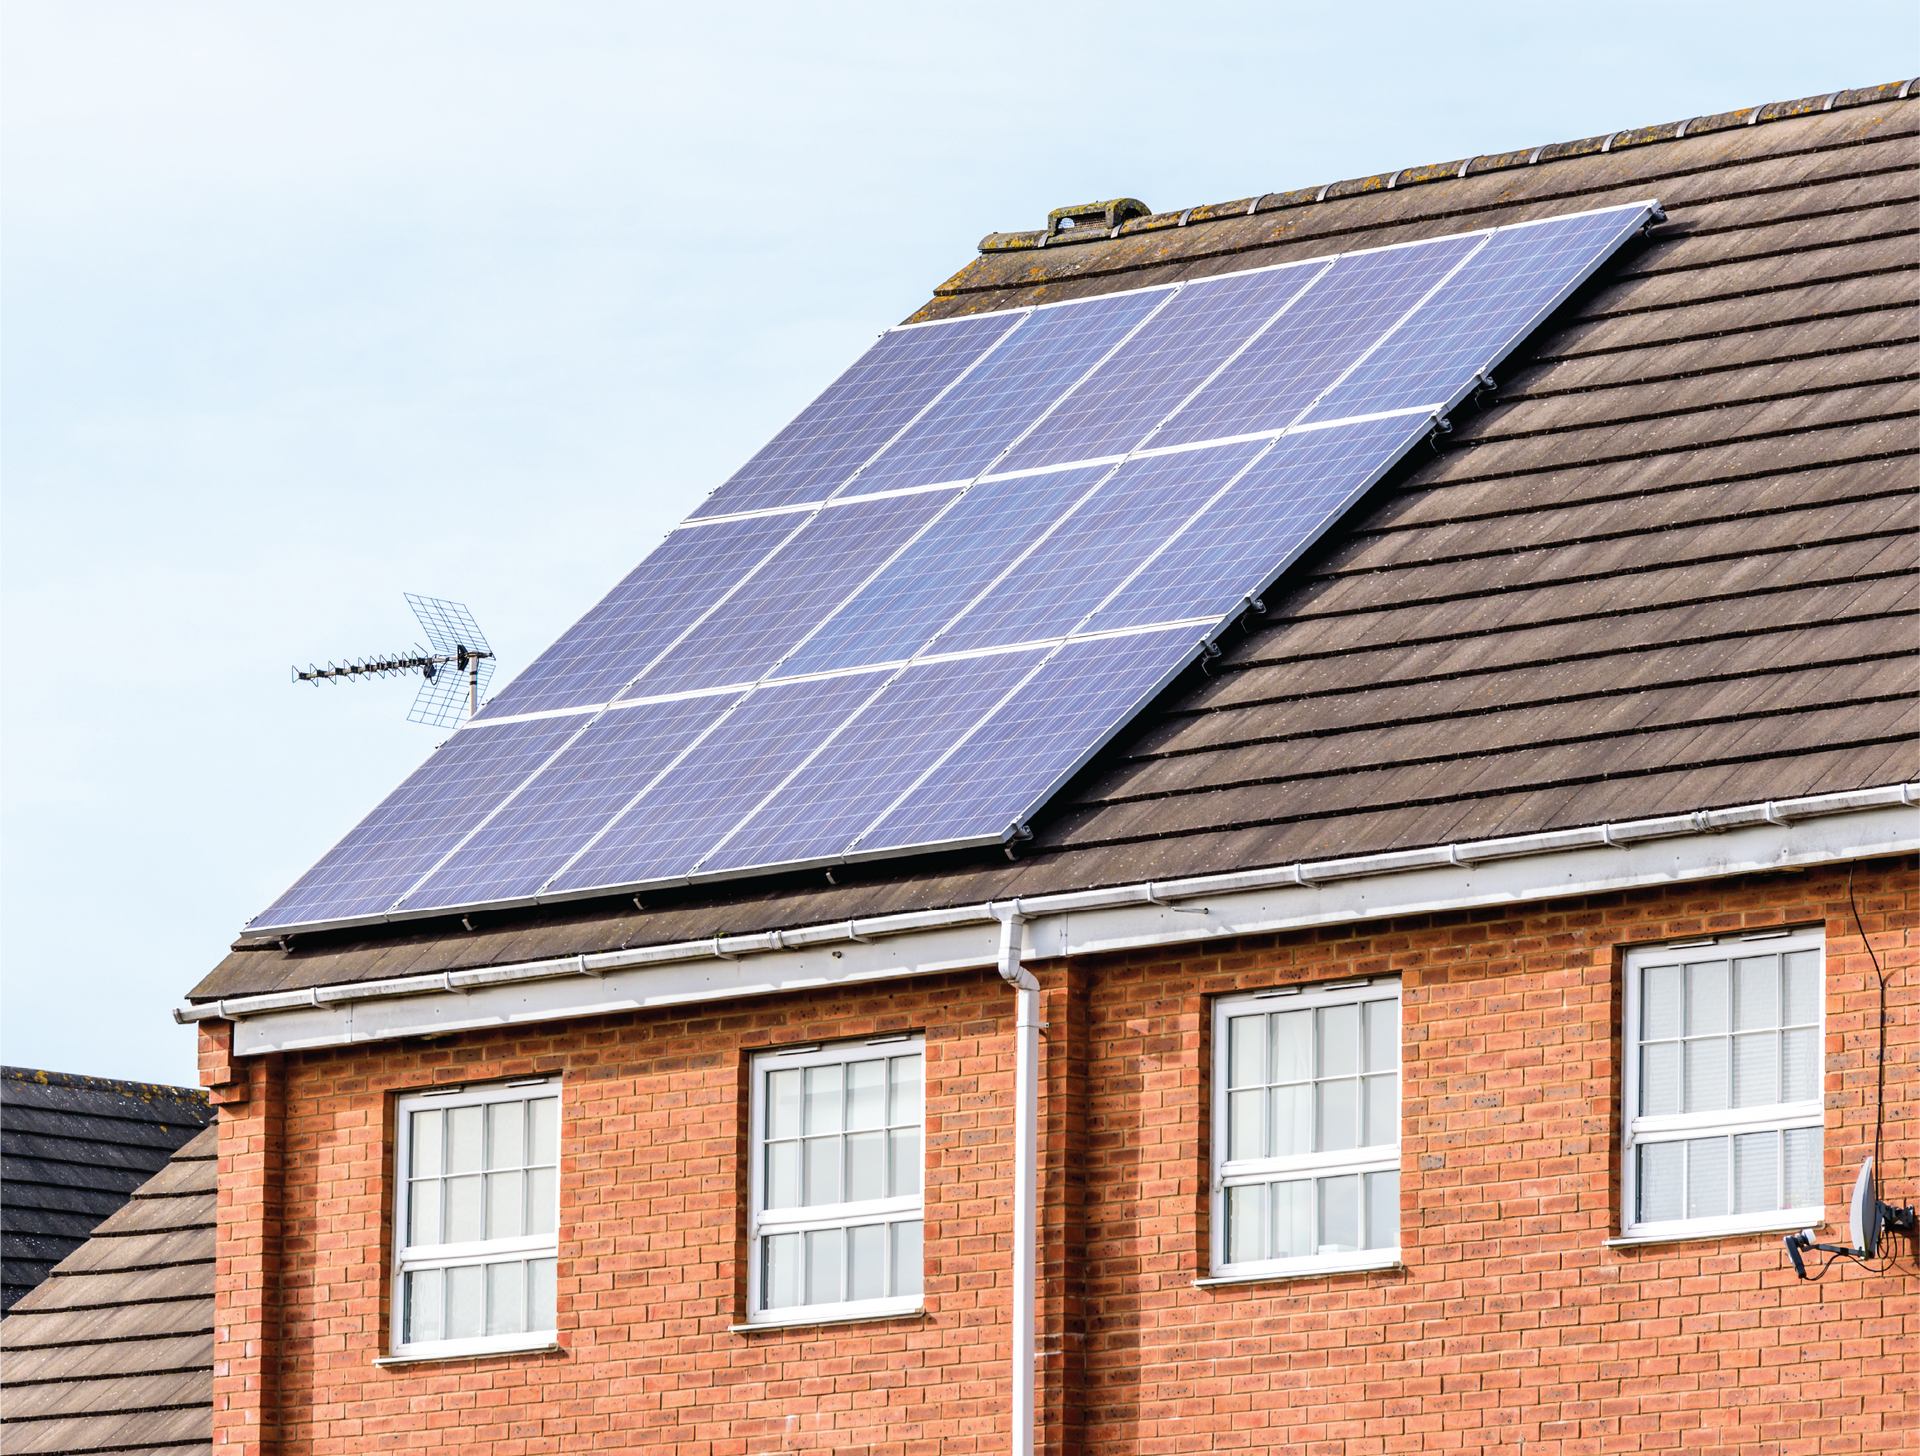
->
[846, 1131, 886, 1202]
[1364, 1000, 1397, 1072]
[1640, 1042, 1680, 1117]
[846, 1060, 887, 1130]
[888, 1128, 922, 1197]
[1366, 1170, 1399, 1251]
[411, 1110, 443, 1178]
[528, 1257, 557, 1332]
[1784, 1127, 1822, 1210]
[804, 1066, 844, 1135]
[448, 1106, 484, 1174]
[804, 1136, 841, 1206]
[404, 1268, 443, 1345]
[1686, 1136, 1729, 1220]
[767, 1069, 802, 1139]
[1225, 1183, 1264, 1264]
[1271, 1010, 1312, 1083]
[1684, 1037, 1729, 1114]
[487, 1102, 524, 1171]
[1731, 1032, 1779, 1108]
[1783, 950, 1820, 1025]
[1229, 1088, 1265, 1161]
[528, 1097, 559, 1166]
[1317, 1079, 1358, 1153]
[891, 1220, 923, 1298]
[1228, 1015, 1266, 1088]
[1642, 964, 1682, 1040]
[408, 1179, 442, 1248]
[1686, 960, 1729, 1036]
[446, 1175, 484, 1243]
[848, 1224, 887, 1301]
[806, 1228, 844, 1305]
[1782, 1027, 1819, 1102]
[763, 1232, 801, 1309]
[447, 1264, 484, 1339]
[1638, 1141, 1683, 1223]
[766, 1140, 801, 1209]
[1363, 1074, 1397, 1149]
[1733, 1131, 1779, 1214]
[487, 1260, 525, 1336]
[486, 1171, 525, 1240]
[1270, 1084, 1311, 1158]
[889, 1056, 923, 1125]
[526, 1167, 557, 1237]
[1318, 1004, 1359, 1079]
[1319, 1175, 1360, 1254]
[1274, 1179, 1313, 1259]
[1733, 956, 1779, 1032]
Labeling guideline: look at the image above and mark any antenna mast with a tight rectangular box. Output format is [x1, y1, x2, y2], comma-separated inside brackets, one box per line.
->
[292, 594, 496, 729]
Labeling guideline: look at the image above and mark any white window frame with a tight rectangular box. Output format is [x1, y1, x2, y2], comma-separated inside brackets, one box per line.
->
[1209, 978, 1402, 1282]
[1619, 927, 1825, 1244]
[745, 1036, 925, 1327]
[388, 1078, 561, 1361]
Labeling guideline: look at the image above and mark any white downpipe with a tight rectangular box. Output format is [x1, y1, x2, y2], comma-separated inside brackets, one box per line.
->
[996, 904, 1040, 1456]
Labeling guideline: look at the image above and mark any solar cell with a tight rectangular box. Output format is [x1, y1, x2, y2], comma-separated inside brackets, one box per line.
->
[695, 649, 1048, 876]
[772, 465, 1115, 679]
[251, 715, 585, 931]
[994, 260, 1328, 474]
[547, 670, 889, 894]
[399, 693, 742, 911]
[1154, 232, 1484, 447]
[689, 313, 1023, 521]
[475, 511, 802, 720]
[855, 626, 1201, 856]
[846, 290, 1169, 497]
[1084, 415, 1432, 633]
[1303, 205, 1652, 422]
[934, 441, 1268, 655]
[621, 488, 960, 696]
[249, 201, 1658, 933]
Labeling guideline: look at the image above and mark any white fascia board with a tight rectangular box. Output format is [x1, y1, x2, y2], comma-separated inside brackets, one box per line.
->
[204, 786, 1918, 1057]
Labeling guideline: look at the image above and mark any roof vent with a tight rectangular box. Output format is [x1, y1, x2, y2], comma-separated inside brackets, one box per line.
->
[1046, 198, 1151, 237]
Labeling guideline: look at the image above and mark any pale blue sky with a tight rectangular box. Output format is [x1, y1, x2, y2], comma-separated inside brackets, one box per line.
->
[4, 2, 1914, 1084]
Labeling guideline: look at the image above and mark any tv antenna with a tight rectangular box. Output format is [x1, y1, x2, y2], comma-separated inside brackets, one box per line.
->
[1784, 1156, 1915, 1279]
[292, 594, 496, 728]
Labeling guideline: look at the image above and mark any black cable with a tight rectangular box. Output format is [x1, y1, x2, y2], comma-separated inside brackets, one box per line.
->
[1845, 861, 1902, 1273]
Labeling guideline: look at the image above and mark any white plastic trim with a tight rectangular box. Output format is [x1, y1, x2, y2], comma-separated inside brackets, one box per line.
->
[186, 784, 1919, 1055]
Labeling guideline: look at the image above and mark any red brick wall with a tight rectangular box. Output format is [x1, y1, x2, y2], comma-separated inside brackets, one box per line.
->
[207, 857, 1918, 1454]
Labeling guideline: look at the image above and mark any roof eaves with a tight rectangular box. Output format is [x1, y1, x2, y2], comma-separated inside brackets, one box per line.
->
[973, 79, 1919, 253]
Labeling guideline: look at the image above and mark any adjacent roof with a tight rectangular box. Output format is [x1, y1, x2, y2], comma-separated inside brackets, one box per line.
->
[192, 79, 1919, 1003]
[0, 1124, 215, 1456]
[0, 1069, 212, 1313]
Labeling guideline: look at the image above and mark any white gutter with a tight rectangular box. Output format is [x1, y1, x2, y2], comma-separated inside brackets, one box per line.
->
[994, 904, 1040, 1456]
[180, 784, 1919, 1057]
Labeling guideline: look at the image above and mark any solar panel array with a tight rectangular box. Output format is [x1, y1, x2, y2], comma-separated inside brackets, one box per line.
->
[250, 201, 1658, 934]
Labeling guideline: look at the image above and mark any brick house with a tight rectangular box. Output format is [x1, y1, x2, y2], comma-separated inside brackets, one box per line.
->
[164, 80, 1919, 1455]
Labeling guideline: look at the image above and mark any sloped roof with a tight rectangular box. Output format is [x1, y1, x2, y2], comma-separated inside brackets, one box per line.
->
[0, 1069, 212, 1313]
[0, 1124, 215, 1456]
[191, 80, 1919, 1002]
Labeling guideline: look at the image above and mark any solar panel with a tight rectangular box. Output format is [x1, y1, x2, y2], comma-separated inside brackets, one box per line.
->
[249, 200, 1658, 934]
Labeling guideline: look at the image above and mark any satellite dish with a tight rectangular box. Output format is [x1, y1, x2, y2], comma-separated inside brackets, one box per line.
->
[1849, 1156, 1879, 1258]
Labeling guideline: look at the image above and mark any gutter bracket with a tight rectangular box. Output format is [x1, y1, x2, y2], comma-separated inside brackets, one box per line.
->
[1144, 883, 1209, 916]
[711, 936, 740, 962]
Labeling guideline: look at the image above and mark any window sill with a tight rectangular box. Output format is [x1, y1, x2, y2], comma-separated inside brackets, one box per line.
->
[731, 1306, 926, 1334]
[375, 1337, 562, 1366]
[1606, 1216, 1820, 1249]
[1195, 1250, 1402, 1286]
